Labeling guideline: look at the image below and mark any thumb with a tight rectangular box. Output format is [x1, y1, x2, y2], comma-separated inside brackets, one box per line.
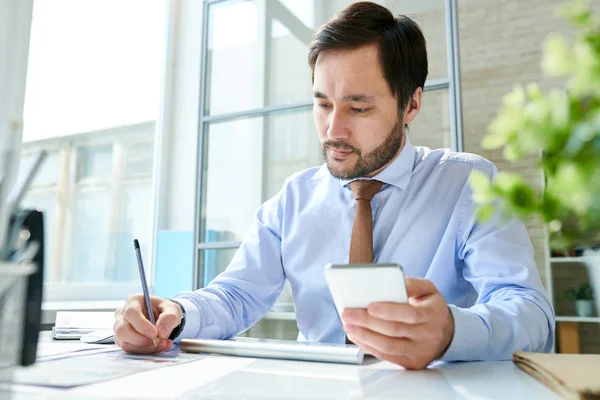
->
[405, 277, 437, 299]
[154, 300, 182, 339]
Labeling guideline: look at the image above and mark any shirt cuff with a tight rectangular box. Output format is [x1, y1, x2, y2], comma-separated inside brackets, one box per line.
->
[170, 297, 201, 342]
[440, 304, 489, 362]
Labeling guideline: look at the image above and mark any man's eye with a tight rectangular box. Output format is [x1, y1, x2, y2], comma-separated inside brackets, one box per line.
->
[352, 108, 368, 114]
[318, 103, 331, 109]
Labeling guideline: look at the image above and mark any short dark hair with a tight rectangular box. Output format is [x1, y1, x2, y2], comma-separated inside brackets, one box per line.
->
[308, 2, 428, 114]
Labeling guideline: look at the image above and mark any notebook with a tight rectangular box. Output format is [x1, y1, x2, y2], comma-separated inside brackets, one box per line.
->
[179, 337, 365, 365]
[513, 351, 600, 400]
[53, 311, 115, 340]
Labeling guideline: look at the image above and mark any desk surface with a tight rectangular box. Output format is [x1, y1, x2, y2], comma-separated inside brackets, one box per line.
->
[5, 334, 561, 400]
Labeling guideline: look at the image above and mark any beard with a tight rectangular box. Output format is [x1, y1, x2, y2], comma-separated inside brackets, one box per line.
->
[321, 121, 404, 180]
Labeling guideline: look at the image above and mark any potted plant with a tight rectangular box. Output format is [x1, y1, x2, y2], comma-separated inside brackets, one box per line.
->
[565, 283, 595, 317]
[470, 0, 600, 315]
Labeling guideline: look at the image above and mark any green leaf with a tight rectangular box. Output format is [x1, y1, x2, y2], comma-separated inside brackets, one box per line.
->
[542, 34, 571, 77]
[476, 204, 495, 222]
[481, 133, 508, 149]
[469, 171, 491, 192]
[494, 172, 522, 193]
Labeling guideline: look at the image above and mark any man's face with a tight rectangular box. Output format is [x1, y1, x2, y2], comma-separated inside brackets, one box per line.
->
[313, 44, 418, 180]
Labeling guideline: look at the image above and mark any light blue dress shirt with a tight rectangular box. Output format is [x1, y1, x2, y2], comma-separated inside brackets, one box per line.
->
[173, 137, 555, 362]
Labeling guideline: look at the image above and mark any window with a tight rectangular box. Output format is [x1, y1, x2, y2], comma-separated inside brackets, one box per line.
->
[195, 0, 461, 290]
[20, 0, 167, 300]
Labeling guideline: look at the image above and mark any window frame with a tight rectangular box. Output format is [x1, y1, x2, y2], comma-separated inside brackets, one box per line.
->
[20, 122, 156, 301]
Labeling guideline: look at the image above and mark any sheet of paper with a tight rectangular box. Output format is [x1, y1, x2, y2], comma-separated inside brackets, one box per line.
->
[14, 348, 200, 388]
[36, 341, 112, 358]
[55, 311, 115, 329]
[68, 356, 256, 399]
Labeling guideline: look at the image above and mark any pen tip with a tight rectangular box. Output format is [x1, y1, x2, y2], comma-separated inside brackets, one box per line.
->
[133, 239, 139, 249]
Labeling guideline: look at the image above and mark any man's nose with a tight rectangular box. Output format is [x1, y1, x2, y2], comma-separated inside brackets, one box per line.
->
[327, 110, 351, 141]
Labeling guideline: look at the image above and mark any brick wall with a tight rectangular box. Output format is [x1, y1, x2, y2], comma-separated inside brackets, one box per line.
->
[412, 1, 567, 283]
[456, 0, 600, 353]
[411, 0, 600, 353]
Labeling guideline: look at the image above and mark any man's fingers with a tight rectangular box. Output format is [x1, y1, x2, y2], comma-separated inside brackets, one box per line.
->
[346, 329, 423, 369]
[348, 335, 410, 366]
[344, 324, 412, 356]
[114, 322, 155, 347]
[366, 302, 424, 324]
[405, 277, 437, 299]
[124, 299, 158, 339]
[343, 310, 422, 339]
[344, 303, 424, 325]
[120, 339, 172, 354]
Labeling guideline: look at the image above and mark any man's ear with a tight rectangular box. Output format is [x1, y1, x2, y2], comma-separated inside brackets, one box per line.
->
[402, 87, 423, 125]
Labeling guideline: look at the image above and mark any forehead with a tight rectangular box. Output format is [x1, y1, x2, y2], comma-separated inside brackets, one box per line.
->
[313, 44, 392, 98]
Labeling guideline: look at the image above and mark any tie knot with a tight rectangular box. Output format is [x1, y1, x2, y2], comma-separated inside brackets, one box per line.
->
[349, 180, 383, 202]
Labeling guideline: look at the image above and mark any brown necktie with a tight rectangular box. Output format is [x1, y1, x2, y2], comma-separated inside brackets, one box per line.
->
[345, 179, 383, 344]
[348, 180, 384, 264]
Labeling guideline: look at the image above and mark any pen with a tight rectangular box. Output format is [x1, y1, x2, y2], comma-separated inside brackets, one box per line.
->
[133, 239, 159, 349]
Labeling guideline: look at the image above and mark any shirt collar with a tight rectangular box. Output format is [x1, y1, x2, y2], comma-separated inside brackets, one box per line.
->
[338, 135, 416, 190]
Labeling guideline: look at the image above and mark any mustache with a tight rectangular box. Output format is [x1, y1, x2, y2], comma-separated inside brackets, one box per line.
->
[323, 140, 360, 155]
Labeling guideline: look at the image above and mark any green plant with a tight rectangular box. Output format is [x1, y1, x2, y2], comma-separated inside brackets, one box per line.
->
[565, 283, 594, 300]
[470, 0, 600, 249]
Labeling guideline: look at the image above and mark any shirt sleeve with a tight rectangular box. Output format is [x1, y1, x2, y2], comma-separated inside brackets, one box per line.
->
[171, 187, 287, 341]
[441, 162, 555, 362]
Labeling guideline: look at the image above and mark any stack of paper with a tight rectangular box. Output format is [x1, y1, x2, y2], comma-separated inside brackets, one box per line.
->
[513, 351, 600, 399]
[53, 311, 115, 339]
[180, 337, 365, 365]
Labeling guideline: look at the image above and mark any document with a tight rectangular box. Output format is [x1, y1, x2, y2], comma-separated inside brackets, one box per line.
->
[36, 341, 117, 360]
[52, 311, 115, 339]
[14, 348, 201, 388]
[180, 337, 365, 365]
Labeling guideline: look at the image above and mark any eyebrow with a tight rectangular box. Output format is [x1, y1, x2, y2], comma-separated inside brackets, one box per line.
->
[313, 91, 376, 104]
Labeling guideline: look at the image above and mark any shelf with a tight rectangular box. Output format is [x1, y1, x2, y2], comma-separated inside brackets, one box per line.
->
[550, 256, 600, 263]
[264, 311, 296, 321]
[555, 316, 600, 323]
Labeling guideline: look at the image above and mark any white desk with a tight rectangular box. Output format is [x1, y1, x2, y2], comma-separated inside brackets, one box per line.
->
[5, 335, 561, 400]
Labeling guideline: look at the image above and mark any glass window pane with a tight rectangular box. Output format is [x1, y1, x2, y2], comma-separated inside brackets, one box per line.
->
[111, 185, 153, 283]
[203, 248, 237, 286]
[206, 0, 447, 116]
[123, 141, 155, 180]
[77, 144, 113, 181]
[265, 110, 321, 199]
[20, 0, 164, 298]
[409, 88, 451, 149]
[19, 151, 60, 187]
[386, 0, 447, 81]
[67, 191, 111, 283]
[205, 108, 319, 242]
[202, 247, 294, 313]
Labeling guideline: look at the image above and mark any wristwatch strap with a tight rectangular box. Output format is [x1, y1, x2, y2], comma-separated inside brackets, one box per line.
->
[168, 299, 186, 341]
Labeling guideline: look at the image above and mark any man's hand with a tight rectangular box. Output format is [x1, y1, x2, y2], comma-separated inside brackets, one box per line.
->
[342, 277, 454, 370]
[114, 294, 183, 354]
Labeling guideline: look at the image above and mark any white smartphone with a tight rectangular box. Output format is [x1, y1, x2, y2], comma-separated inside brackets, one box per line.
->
[324, 263, 408, 312]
